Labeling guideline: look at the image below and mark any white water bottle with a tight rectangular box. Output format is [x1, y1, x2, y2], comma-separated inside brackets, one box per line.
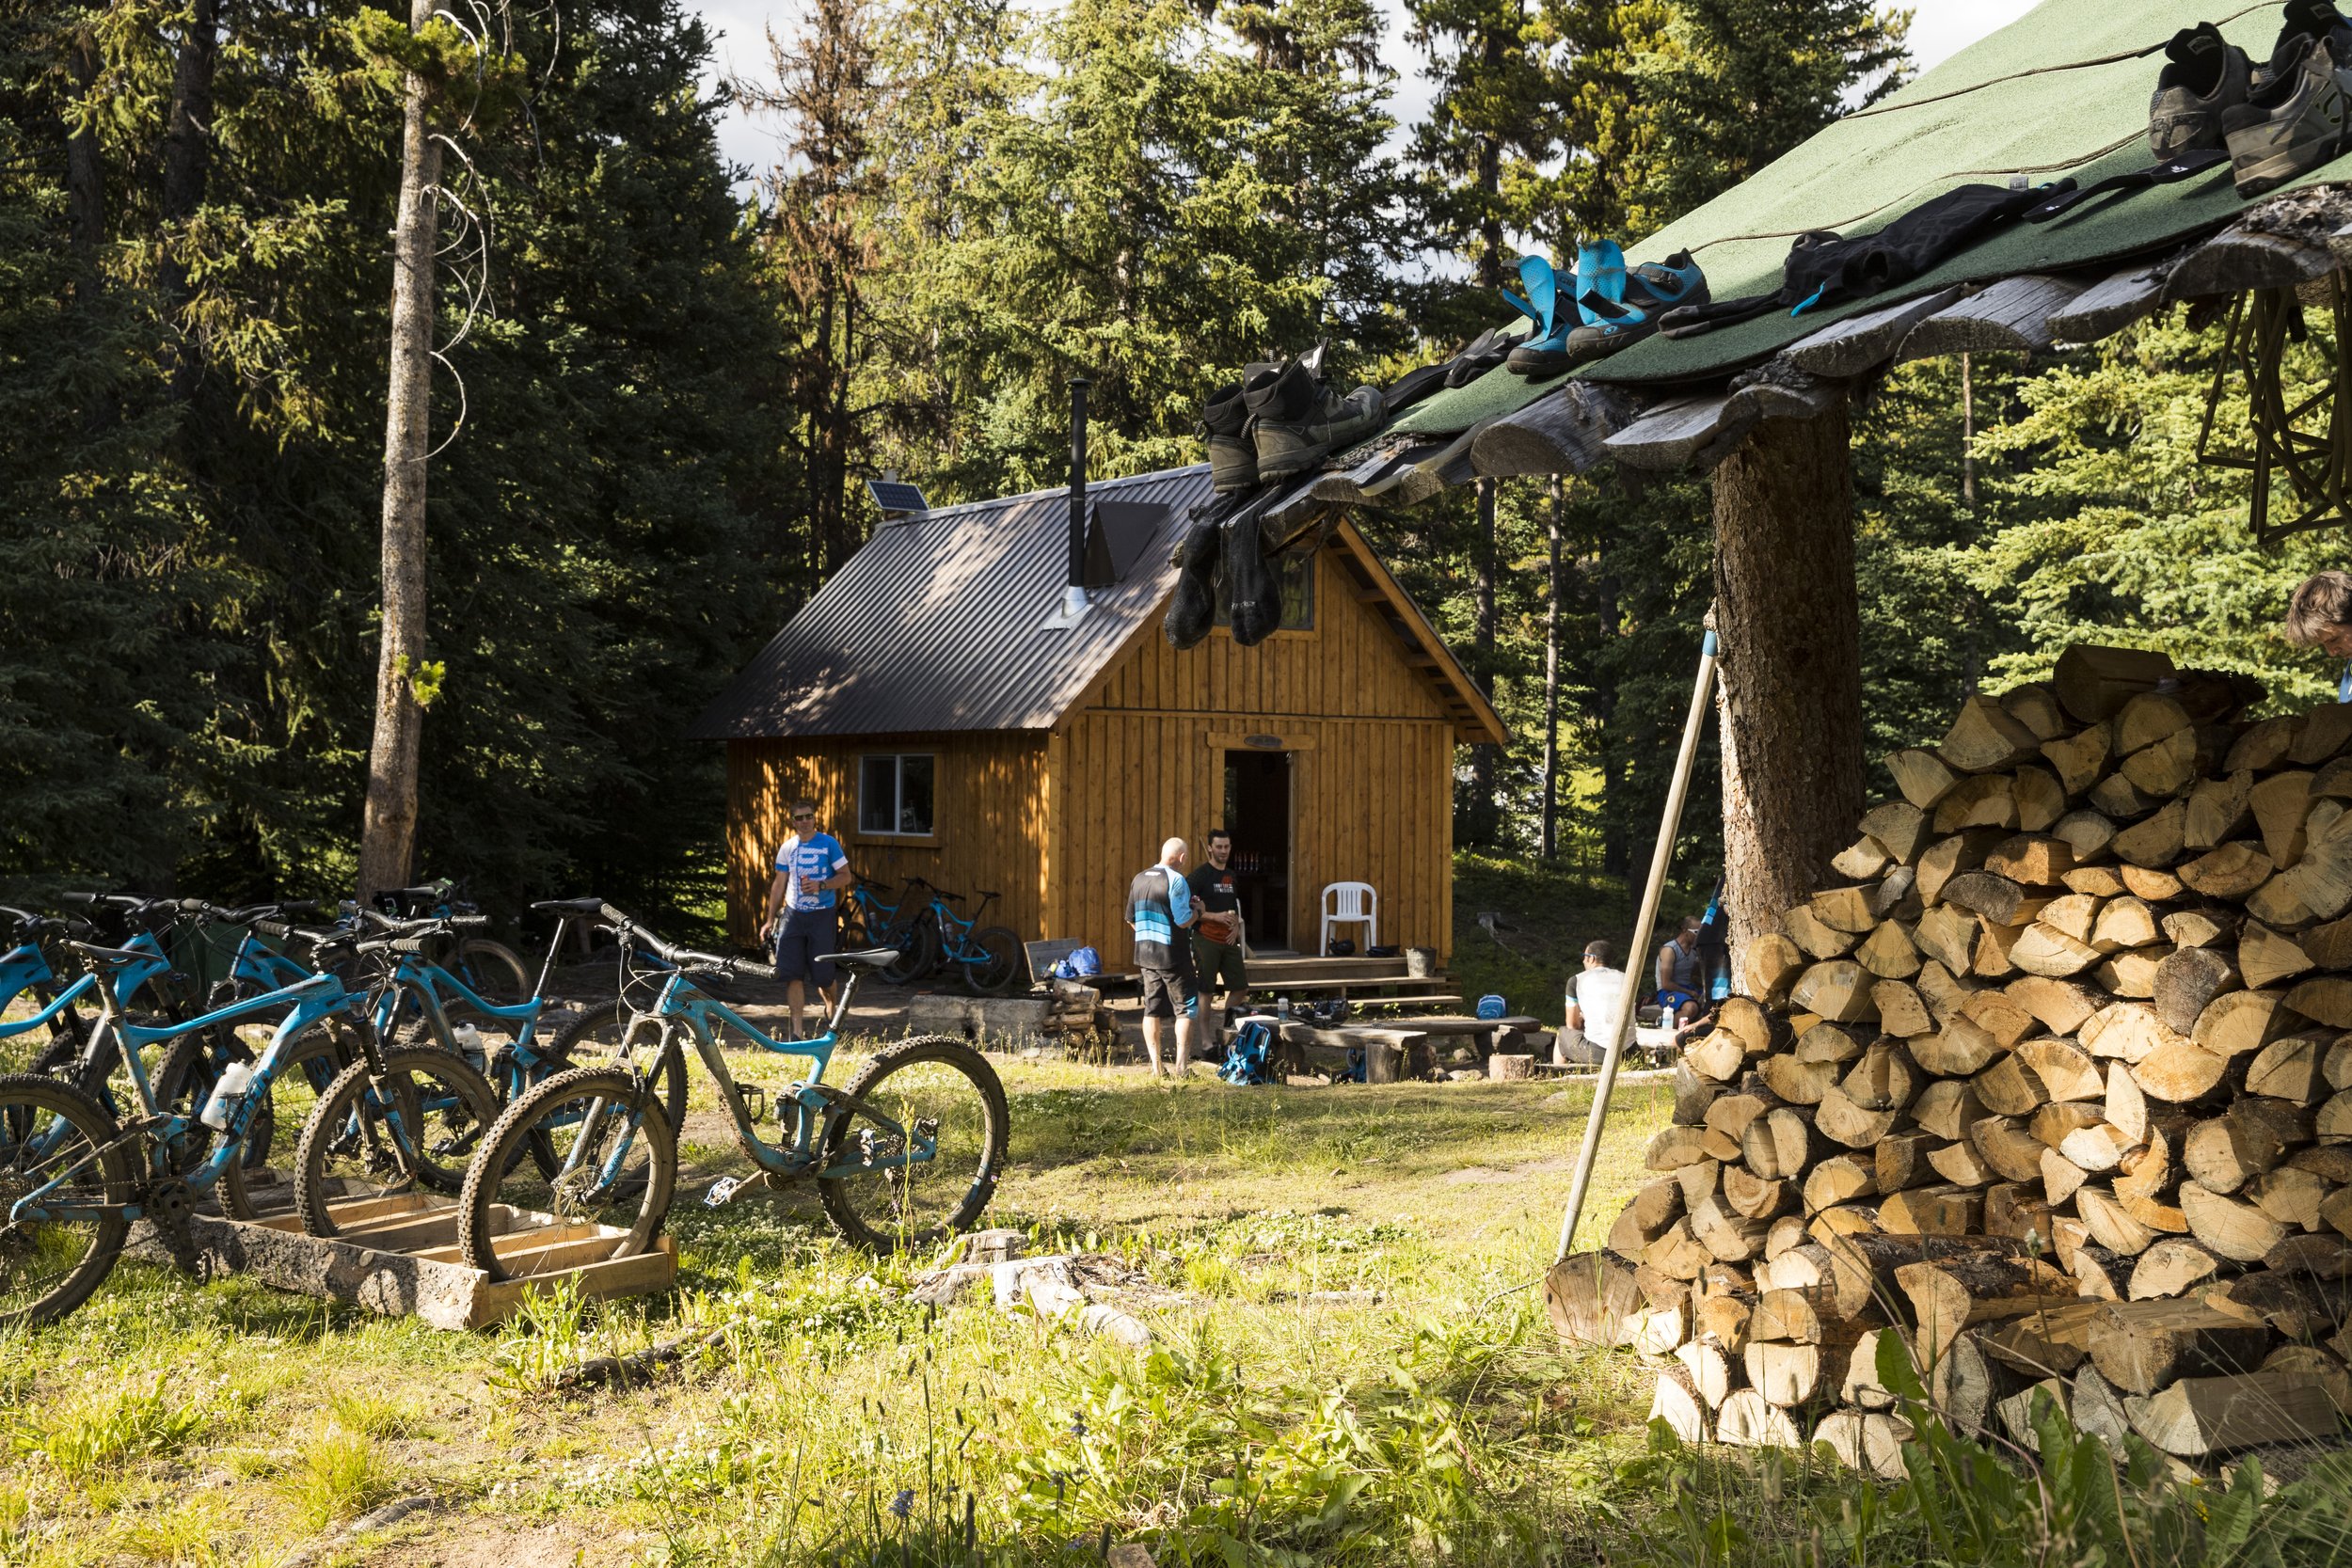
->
[451, 1022, 487, 1071]
[199, 1061, 255, 1131]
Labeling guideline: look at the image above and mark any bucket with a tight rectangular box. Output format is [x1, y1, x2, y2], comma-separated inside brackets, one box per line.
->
[1405, 946, 1437, 977]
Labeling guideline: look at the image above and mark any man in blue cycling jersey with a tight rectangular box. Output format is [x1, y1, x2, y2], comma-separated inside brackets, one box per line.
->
[760, 798, 852, 1038]
[2285, 571, 2352, 701]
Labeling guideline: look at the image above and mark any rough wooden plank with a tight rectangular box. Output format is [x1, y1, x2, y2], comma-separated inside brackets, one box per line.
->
[1784, 286, 1968, 377]
[1603, 393, 1738, 472]
[1469, 382, 1640, 478]
[2048, 262, 2170, 343]
[2165, 193, 2352, 301]
[1898, 274, 2088, 361]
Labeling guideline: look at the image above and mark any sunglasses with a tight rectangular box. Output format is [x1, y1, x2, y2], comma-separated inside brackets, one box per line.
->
[792, 814, 815, 822]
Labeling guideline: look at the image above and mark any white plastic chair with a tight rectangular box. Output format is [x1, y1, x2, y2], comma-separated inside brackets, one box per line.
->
[1320, 881, 1378, 955]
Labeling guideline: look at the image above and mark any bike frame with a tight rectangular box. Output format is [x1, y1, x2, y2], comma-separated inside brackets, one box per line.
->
[0, 935, 167, 1041]
[919, 887, 996, 964]
[602, 961, 933, 1188]
[8, 969, 371, 1226]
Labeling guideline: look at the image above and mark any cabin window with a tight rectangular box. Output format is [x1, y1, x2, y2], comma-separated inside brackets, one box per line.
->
[1213, 550, 1315, 632]
[859, 753, 936, 836]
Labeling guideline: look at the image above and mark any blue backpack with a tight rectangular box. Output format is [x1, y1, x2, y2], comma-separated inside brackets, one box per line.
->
[1050, 945, 1102, 980]
[1219, 1019, 1278, 1085]
[1476, 994, 1507, 1020]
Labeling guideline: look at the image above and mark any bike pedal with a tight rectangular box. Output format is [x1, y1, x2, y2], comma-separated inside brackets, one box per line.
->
[702, 1177, 742, 1209]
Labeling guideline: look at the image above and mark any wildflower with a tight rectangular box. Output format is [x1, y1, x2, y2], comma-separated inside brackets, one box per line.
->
[890, 1489, 914, 1519]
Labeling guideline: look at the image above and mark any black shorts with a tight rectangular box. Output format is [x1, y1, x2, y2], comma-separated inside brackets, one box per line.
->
[774, 909, 837, 987]
[1190, 933, 1247, 993]
[1140, 964, 1196, 1019]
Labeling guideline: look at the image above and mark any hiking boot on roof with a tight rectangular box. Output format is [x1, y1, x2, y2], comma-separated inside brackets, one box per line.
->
[1200, 373, 1264, 495]
[1253, 382, 1386, 483]
[2149, 22, 2255, 158]
[2222, 0, 2352, 196]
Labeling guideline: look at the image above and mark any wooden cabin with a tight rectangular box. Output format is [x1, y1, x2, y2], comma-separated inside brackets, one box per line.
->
[690, 465, 1504, 971]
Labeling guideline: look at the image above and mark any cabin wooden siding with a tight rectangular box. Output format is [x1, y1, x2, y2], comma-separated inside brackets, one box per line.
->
[723, 541, 1460, 966]
[723, 733, 1049, 947]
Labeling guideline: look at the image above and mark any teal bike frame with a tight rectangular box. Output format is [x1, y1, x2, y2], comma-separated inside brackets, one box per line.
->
[590, 911, 934, 1203]
[8, 957, 373, 1227]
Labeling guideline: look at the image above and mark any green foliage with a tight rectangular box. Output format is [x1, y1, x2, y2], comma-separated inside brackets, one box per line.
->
[10, 1373, 214, 1479]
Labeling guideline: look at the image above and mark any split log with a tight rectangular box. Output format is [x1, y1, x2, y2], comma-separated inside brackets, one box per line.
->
[2042, 1147, 2091, 1206]
[1914, 907, 1979, 975]
[1791, 961, 1877, 1024]
[1895, 1255, 2072, 1363]
[2005, 974, 2104, 1036]
[1985, 1182, 2056, 1248]
[2181, 1181, 2289, 1262]
[2090, 771, 2161, 820]
[2248, 1164, 2328, 1227]
[1795, 1021, 1870, 1064]
[1880, 1184, 1981, 1237]
[2132, 1040, 2232, 1103]
[2072, 1364, 2135, 1450]
[2114, 691, 2192, 755]
[2121, 865, 2187, 902]
[1644, 1221, 1711, 1281]
[1911, 1080, 1985, 1143]
[1927, 1139, 1995, 1189]
[2106, 1059, 2150, 1142]
[1545, 1252, 1643, 1346]
[1918, 830, 2004, 906]
[1645, 1125, 1712, 1171]
[2251, 770, 2315, 864]
[1935, 776, 2019, 835]
[2053, 810, 2120, 863]
[2077, 1186, 2156, 1257]
[1784, 904, 1858, 960]
[1695, 1293, 1755, 1353]
[2294, 704, 2352, 767]
[1675, 1339, 1738, 1410]
[2183, 1106, 2295, 1196]
[1943, 870, 2043, 927]
[1803, 1156, 1877, 1212]
[1841, 1326, 1915, 1411]
[2062, 863, 2131, 897]
[1745, 1338, 1851, 1409]
[2042, 726, 2112, 797]
[1758, 1053, 1838, 1106]
[1723, 1166, 1792, 1223]
[2153, 946, 2243, 1037]
[2184, 770, 2254, 849]
[1941, 694, 2041, 772]
[2129, 1239, 2221, 1300]
[1715, 1388, 1802, 1448]
[1809, 885, 1880, 935]
[2162, 908, 2240, 949]
[1872, 980, 1934, 1037]
[2193, 989, 2287, 1059]
[1996, 1379, 2071, 1447]
[1741, 1108, 1814, 1181]
[1971, 1117, 2049, 1185]
[1814, 1085, 1900, 1148]
[1853, 920, 1921, 979]
[1877, 1129, 1942, 1191]
[2095, 944, 2171, 999]
[1885, 749, 1963, 810]
[1813, 1409, 1912, 1481]
[1684, 1031, 1746, 1084]
[2125, 1370, 2339, 1457]
[2226, 715, 2304, 773]
[1648, 1368, 1711, 1445]
[2122, 728, 2206, 800]
[1839, 1042, 1919, 1113]
[1978, 1299, 2106, 1377]
[1860, 800, 1931, 863]
[2302, 913, 2352, 970]
[1913, 1016, 2005, 1077]
[1914, 959, 1980, 1023]
[1742, 933, 1805, 1002]
[2239, 922, 2315, 990]
[2178, 842, 2274, 900]
[1831, 835, 1892, 882]
[2013, 768, 2066, 832]
[2246, 818, 2352, 927]
[2008, 924, 2102, 978]
[2285, 975, 2352, 1030]
[2039, 892, 2102, 943]
[2081, 1000, 2186, 1064]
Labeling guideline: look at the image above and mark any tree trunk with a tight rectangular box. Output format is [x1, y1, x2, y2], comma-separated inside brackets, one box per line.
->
[1595, 540, 1625, 876]
[65, 33, 104, 255]
[357, 0, 444, 899]
[1712, 404, 1865, 958]
[1960, 352, 1976, 509]
[1541, 475, 1563, 861]
[158, 0, 218, 396]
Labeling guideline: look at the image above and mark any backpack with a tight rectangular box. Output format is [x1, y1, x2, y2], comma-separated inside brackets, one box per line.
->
[1476, 993, 1507, 1021]
[1050, 945, 1102, 980]
[1219, 1019, 1278, 1085]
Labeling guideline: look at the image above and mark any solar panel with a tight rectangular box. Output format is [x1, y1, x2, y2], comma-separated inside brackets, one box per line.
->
[866, 480, 930, 516]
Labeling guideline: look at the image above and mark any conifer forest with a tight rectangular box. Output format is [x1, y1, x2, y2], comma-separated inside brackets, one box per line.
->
[3, 0, 2346, 911]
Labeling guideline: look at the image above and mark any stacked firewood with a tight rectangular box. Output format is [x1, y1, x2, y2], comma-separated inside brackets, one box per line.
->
[1549, 646, 2352, 1471]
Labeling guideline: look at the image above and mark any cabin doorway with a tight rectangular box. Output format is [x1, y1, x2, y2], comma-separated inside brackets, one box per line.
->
[1222, 749, 1292, 949]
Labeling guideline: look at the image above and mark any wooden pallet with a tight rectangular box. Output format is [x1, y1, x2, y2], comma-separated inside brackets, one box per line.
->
[126, 1190, 675, 1331]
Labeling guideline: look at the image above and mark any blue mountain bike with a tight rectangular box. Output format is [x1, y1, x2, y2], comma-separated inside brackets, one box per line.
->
[0, 925, 500, 1325]
[453, 905, 1008, 1276]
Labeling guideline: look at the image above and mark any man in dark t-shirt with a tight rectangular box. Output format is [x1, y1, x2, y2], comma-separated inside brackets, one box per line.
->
[1188, 829, 1247, 1023]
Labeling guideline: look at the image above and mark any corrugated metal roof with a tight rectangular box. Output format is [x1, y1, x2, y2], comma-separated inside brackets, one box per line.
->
[690, 466, 1217, 739]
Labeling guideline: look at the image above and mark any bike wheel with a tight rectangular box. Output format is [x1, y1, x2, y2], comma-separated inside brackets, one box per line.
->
[152, 1024, 349, 1196]
[817, 1035, 1008, 1253]
[0, 1073, 135, 1326]
[291, 1047, 501, 1237]
[540, 1001, 689, 1132]
[881, 920, 936, 986]
[456, 1066, 676, 1281]
[962, 927, 1025, 997]
[452, 939, 531, 1015]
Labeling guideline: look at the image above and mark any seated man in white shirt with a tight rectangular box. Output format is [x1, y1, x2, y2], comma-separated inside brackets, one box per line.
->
[1557, 940, 1630, 1067]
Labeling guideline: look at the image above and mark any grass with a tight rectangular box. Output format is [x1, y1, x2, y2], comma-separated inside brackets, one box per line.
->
[1, 1027, 2346, 1565]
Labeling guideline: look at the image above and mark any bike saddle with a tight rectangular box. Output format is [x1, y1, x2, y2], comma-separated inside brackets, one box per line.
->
[532, 896, 610, 916]
[975, 891, 1001, 900]
[834, 947, 904, 970]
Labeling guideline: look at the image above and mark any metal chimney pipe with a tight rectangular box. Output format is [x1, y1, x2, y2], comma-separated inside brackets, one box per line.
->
[1065, 375, 1091, 621]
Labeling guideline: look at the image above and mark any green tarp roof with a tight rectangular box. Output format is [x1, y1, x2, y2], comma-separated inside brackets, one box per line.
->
[1393, 0, 2350, 436]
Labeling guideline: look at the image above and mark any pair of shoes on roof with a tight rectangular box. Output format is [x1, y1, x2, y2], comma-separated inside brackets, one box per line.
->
[1199, 345, 1386, 496]
[2152, 2, 2352, 196]
[1501, 244, 1707, 376]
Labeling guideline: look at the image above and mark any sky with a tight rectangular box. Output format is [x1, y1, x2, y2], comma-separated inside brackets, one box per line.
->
[688, 0, 2043, 186]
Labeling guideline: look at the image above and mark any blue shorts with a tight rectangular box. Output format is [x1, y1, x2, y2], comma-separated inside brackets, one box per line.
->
[1656, 988, 1698, 1014]
[774, 910, 837, 988]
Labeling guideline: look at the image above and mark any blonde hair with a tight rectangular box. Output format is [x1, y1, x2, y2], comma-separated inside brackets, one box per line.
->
[2285, 571, 2352, 645]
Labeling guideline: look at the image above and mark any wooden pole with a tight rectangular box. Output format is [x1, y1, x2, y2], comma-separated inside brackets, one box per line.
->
[1554, 623, 1719, 1263]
